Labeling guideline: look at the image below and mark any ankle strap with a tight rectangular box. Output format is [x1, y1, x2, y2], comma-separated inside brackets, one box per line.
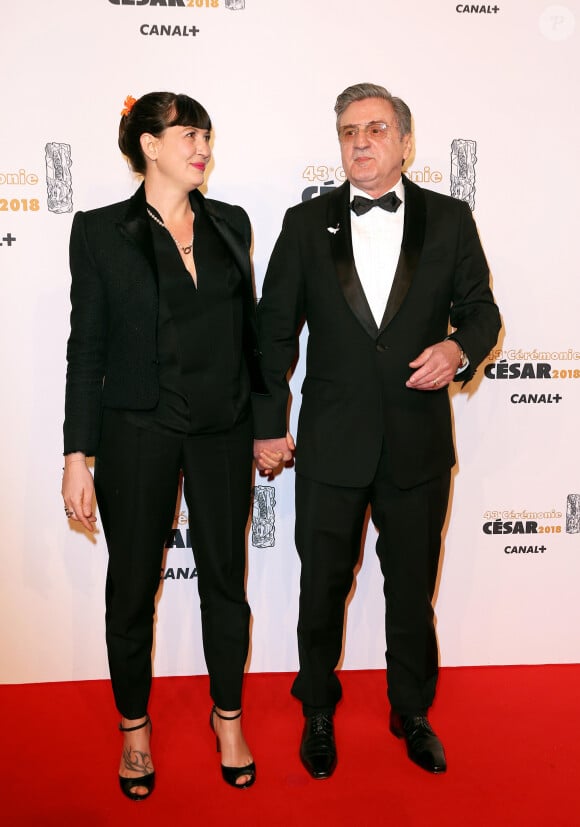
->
[119, 714, 150, 732]
[211, 705, 242, 721]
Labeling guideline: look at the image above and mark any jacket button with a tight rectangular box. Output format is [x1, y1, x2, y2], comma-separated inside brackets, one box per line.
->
[376, 343, 388, 352]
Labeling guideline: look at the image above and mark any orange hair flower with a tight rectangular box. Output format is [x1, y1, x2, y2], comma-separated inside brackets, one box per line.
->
[121, 95, 137, 117]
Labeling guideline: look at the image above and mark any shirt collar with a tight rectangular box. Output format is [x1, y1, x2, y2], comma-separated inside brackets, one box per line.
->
[349, 177, 405, 204]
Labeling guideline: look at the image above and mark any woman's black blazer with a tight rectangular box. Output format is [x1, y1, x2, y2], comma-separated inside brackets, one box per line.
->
[64, 183, 266, 455]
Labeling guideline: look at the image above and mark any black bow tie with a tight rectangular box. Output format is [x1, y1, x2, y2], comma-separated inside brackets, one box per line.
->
[350, 191, 402, 216]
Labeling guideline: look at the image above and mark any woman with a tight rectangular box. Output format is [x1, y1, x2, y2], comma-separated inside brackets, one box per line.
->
[62, 92, 266, 799]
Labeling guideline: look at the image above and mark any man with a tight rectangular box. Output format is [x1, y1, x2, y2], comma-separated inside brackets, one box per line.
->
[253, 83, 501, 778]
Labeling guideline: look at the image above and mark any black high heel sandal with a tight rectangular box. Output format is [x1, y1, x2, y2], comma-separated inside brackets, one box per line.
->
[118, 715, 155, 801]
[209, 705, 256, 789]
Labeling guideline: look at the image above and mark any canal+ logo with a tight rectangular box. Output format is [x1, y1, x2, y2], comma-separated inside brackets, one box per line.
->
[456, 4, 500, 13]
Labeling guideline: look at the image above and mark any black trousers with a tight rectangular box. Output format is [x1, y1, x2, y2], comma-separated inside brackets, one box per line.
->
[94, 409, 253, 719]
[292, 450, 451, 717]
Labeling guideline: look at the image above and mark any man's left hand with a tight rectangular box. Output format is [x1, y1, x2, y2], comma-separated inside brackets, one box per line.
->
[406, 340, 462, 391]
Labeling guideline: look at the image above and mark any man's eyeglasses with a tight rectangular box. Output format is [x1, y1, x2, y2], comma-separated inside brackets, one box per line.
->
[337, 121, 391, 143]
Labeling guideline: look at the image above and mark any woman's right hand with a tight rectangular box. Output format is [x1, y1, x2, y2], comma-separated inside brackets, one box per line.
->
[61, 453, 97, 532]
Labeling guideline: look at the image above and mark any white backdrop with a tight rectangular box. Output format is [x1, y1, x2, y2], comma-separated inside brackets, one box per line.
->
[1, 0, 579, 684]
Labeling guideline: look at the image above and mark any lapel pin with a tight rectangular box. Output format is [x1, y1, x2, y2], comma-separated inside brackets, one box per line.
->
[326, 223, 340, 235]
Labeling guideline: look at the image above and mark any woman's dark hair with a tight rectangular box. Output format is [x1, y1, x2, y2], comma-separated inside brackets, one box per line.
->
[118, 92, 212, 175]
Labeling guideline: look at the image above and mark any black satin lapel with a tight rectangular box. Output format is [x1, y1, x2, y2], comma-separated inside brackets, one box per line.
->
[330, 184, 378, 340]
[379, 176, 426, 332]
[202, 195, 250, 280]
[200, 193, 268, 394]
[116, 183, 158, 280]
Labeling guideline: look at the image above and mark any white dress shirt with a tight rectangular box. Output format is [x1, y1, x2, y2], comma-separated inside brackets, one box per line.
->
[350, 177, 405, 327]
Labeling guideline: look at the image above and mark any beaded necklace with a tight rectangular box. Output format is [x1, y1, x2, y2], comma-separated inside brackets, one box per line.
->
[147, 207, 194, 255]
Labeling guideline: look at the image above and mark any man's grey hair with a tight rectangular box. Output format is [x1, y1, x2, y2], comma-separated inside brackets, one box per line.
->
[334, 83, 412, 137]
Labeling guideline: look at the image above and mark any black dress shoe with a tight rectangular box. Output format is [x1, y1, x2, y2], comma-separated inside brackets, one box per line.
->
[390, 711, 447, 773]
[299, 712, 337, 779]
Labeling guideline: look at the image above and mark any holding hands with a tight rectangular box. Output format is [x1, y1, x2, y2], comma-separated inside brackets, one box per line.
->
[254, 432, 295, 476]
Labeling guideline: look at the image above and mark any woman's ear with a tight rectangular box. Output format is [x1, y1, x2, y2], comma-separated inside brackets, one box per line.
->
[140, 132, 160, 163]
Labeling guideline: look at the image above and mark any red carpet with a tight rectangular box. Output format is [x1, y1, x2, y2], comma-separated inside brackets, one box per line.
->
[2, 666, 578, 826]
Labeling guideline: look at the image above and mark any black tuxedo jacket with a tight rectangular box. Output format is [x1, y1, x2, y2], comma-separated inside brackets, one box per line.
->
[252, 177, 501, 489]
[64, 183, 265, 456]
